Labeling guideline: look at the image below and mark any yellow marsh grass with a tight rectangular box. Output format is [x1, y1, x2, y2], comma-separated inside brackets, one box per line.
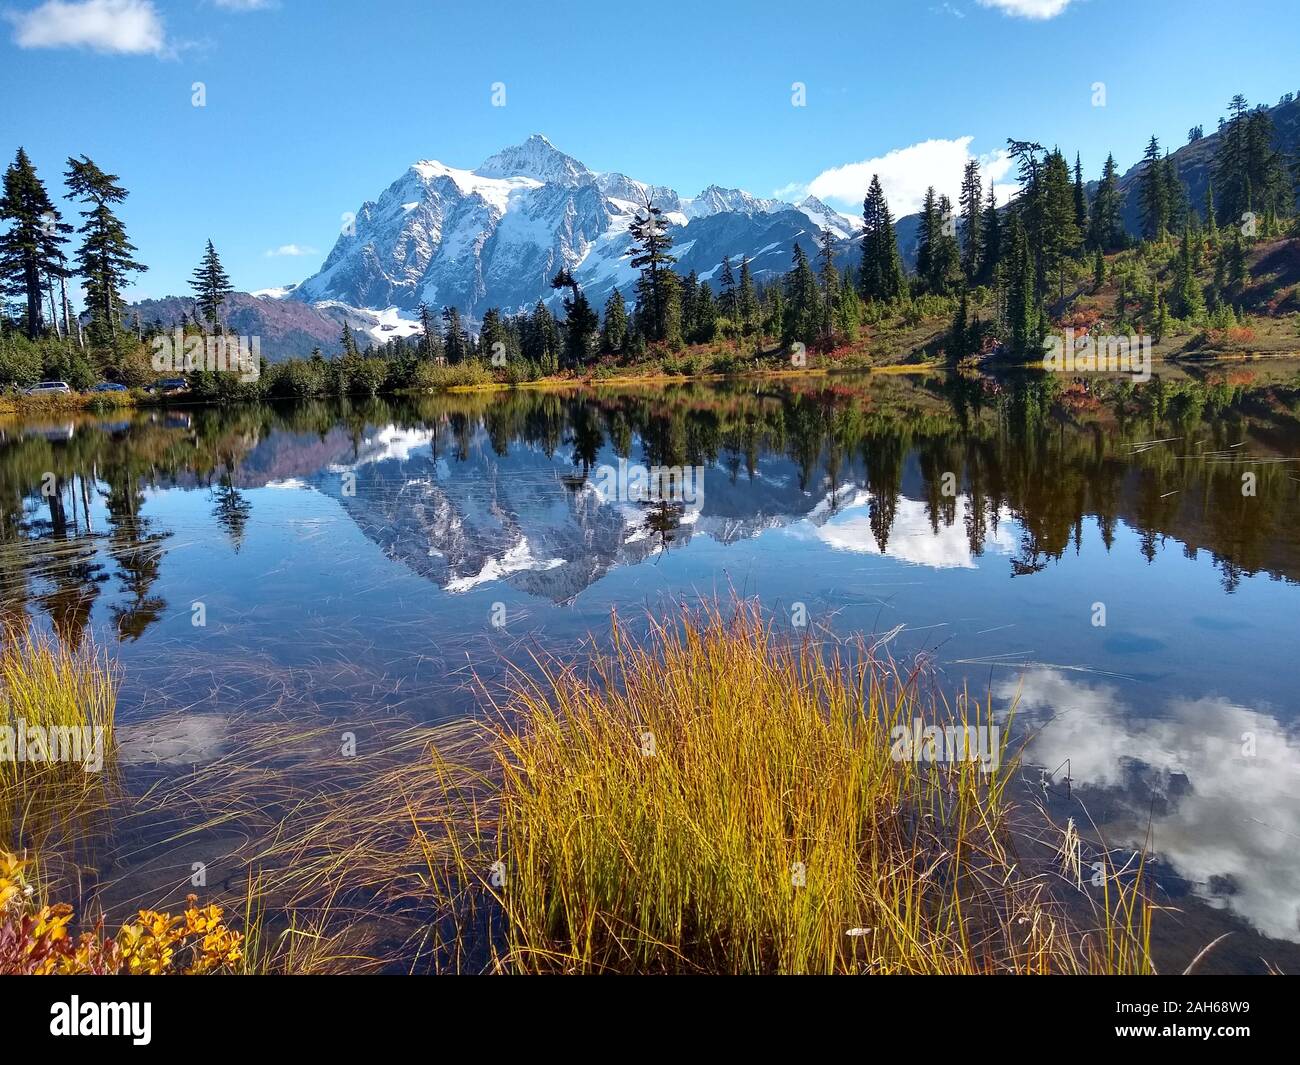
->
[403, 602, 1149, 974]
[0, 630, 119, 847]
[65, 605, 1152, 974]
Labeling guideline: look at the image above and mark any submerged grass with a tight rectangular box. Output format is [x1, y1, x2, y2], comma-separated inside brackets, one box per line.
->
[438, 601, 1143, 974]
[0, 630, 119, 850]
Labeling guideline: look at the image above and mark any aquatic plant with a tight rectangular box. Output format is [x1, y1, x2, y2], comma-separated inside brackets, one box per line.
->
[0, 630, 119, 848]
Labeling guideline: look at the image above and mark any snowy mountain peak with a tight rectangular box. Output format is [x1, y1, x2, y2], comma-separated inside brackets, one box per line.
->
[292, 134, 866, 328]
[475, 134, 591, 187]
[798, 195, 858, 239]
[684, 184, 782, 219]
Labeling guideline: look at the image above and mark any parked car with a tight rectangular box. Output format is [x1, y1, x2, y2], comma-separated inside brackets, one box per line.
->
[90, 381, 128, 393]
[22, 381, 73, 396]
[144, 378, 191, 396]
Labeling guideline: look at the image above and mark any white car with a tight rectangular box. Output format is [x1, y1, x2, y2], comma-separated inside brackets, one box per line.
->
[23, 381, 73, 396]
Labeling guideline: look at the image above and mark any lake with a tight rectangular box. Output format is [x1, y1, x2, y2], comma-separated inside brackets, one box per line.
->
[2, 366, 1299, 973]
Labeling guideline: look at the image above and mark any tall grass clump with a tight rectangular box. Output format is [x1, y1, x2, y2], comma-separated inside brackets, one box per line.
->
[0, 630, 119, 848]
[424, 601, 1147, 974]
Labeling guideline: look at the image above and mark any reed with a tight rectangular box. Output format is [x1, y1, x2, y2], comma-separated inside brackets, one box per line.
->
[0, 629, 119, 849]
[409, 601, 1154, 974]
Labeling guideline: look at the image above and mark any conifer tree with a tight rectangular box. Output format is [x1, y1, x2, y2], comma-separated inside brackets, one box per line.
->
[817, 226, 839, 343]
[959, 158, 983, 282]
[64, 155, 146, 344]
[737, 258, 758, 334]
[340, 320, 359, 359]
[977, 185, 1001, 288]
[624, 194, 677, 343]
[1073, 152, 1089, 236]
[601, 289, 628, 354]
[1041, 149, 1081, 298]
[1170, 225, 1205, 321]
[858, 174, 905, 303]
[694, 280, 717, 343]
[1204, 180, 1219, 248]
[417, 301, 444, 359]
[550, 268, 599, 366]
[442, 306, 467, 363]
[1139, 136, 1169, 242]
[0, 148, 70, 339]
[782, 243, 821, 347]
[718, 256, 738, 323]
[189, 239, 234, 333]
[1089, 154, 1124, 252]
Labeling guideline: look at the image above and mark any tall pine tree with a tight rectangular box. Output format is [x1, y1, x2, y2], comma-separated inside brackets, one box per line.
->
[64, 155, 146, 345]
[0, 148, 70, 339]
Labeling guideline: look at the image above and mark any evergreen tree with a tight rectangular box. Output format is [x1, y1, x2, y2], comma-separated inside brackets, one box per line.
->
[782, 243, 821, 347]
[1204, 180, 1219, 248]
[693, 279, 717, 343]
[976, 185, 1001, 288]
[1170, 225, 1205, 321]
[932, 194, 962, 295]
[680, 269, 700, 342]
[442, 306, 467, 363]
[959, 158, 983, 282]
[737, 258, 758, 333]
[1041, 148, 1081, 298]
[916, 186, 939, 288]
[340, 320, 359, 359]
[417, 301, 444, 359]
[1152, 287, 1169, 343]
[858, 174, 905, 303]
[601, 289, 628, 354]
[189, 239, 233, 333]
[624, 194, 677, 343]
[1138, 136, 1169, 242]
[0, 148, 70, 339]
[718, 256, 738, 323]
[479, 307, 508, 361]
[1073, 152, 1089, 236]
[550, 268, 599, 366]
[1089, 153, 1124, 252]
[1003, 215, 1038, 357]
[64, 155, 146, 344]
[817, 226, 839, 343]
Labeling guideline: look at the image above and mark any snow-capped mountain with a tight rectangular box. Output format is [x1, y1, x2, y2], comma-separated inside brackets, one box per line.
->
[291, 134, 860, 328]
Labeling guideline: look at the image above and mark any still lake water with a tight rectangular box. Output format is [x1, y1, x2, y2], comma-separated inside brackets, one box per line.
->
[3, 368, 1299, 973]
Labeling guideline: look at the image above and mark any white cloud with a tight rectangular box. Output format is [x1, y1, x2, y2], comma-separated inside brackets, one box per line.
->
[1005, 669, 1300, 943]
[977, 0, 1075, 19]
[264, 244, 318, 258]
[804, 136, 1019, 219]
[8, 0, 166, 55]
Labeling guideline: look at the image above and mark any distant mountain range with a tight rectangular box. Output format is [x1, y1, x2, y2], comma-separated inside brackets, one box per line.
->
[126, 95, 1300, 359]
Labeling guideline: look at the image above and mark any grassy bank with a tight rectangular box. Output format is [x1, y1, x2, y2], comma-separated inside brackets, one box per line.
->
[0, 390, 135, 419]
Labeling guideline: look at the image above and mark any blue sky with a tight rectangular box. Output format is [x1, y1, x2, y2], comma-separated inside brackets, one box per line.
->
[2, 0, 1298, 300]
